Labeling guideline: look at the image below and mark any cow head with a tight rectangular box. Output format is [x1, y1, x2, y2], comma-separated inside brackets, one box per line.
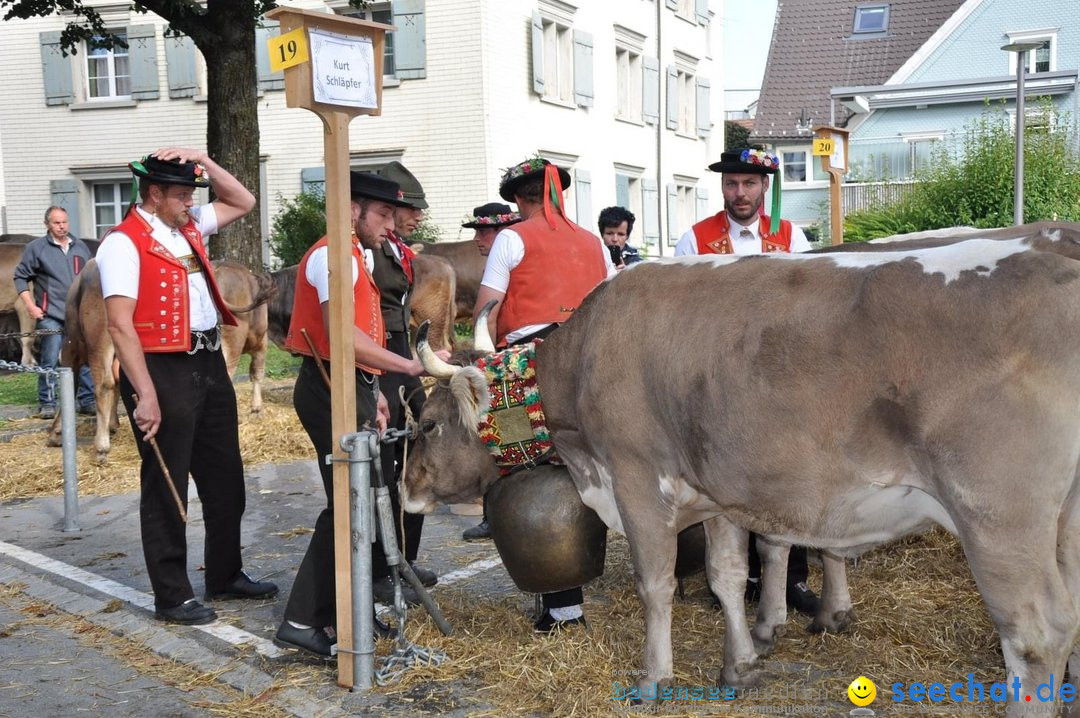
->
[401, 314, 501, 513]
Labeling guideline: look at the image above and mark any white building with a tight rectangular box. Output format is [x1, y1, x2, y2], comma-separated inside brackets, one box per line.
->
[0, 0, 722, 260]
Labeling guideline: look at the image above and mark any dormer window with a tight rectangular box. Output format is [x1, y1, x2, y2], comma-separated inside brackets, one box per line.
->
[853, 4, 889, 35]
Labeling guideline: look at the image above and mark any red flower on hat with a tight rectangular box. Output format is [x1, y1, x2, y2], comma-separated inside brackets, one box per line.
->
[398, 190, 405, 199]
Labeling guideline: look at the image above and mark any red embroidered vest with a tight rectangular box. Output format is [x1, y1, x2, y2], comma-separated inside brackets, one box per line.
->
[496, 213, 607, 346]
[284, 236, 386, 375]
[692, 212, 793, 254]
[105, 210, 237, 353]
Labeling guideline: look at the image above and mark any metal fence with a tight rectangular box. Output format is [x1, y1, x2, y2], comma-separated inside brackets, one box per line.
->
[842, 181, 918, 214]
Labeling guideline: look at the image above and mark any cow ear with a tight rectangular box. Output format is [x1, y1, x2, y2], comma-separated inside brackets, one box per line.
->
[450, 366, 490, 426]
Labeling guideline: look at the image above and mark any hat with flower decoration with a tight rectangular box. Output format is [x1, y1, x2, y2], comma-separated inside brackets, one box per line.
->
[499, 156, 572, 203]
[129, 155, 211, 188]
[707, 147, 784, 222]
[461, 202, 521, 229]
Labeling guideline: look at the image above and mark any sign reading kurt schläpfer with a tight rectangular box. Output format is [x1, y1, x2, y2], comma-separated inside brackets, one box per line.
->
[309, 28, 377, 109]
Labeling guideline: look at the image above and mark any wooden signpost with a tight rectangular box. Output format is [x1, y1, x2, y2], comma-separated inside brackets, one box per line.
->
[813, 125, 850, 245]
[264, 6, 392, 689]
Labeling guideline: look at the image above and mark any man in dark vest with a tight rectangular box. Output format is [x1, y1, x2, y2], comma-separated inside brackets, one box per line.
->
[674, 147, 818, 616]
[475, 156, 615, 633]
[96, 148, 277, 625]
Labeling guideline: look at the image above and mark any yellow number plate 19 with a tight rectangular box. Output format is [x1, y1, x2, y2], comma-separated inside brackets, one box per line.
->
[268, 27, 310, 73]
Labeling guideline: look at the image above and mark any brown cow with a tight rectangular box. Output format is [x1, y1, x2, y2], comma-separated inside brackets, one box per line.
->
[0, 243, 40, 365]
[410, 239, 486, 323]
[265, 253, 456, 353]
[47, 259, 275, 463]
[214, 260, 277, 415]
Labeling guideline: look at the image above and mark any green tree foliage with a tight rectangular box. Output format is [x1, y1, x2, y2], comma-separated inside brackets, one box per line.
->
[725, 121, 752, 151]
[843, 102, 1080, 242]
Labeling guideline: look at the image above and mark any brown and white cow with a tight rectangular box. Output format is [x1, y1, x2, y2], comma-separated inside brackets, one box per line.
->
[214, 260, 277, 415]
[402, 229, 1080, 716]
[47, 259, 275, 463]
[410, 239, 486, 323]
[265, 253, 457, 353]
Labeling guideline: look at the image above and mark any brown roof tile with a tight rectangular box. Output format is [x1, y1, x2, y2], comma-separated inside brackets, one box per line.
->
[751, 0, 967, 140]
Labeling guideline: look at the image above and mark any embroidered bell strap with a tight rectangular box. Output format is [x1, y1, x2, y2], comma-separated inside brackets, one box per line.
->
[474, 342, 561, 476]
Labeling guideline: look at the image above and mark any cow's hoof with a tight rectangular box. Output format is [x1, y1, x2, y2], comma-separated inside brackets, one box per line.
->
[93, 451, 110, 466]
[45, 434, 61, 448]
[628, 677, 671, 705]
[720, 661, 762, 688]
[751, 622, 787, 656]
[809, 608, 856, 634]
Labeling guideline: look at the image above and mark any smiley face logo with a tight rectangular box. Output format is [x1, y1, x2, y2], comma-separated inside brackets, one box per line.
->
[847, 676, 876, 706]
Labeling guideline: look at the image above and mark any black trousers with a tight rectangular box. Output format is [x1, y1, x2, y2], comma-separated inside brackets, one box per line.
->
[748, 534, 809, 585]
[504, 325, 583, 612]
[284, 356, 408, 628]
[378, 331, 425, 566]
[119, 347, 245, 609]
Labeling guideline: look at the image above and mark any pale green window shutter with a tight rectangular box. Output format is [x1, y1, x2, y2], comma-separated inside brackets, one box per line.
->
[40, 32, 74, 106]
[574, 169, 592, 227]
[392, 0, 426, 79]
[573, 30, 593, 108]
[643, 56, 660, 125]
[666, 65, 678, 130]
[50, 179, 81, 239]
[642, 178, 659, 245]
[696, 187, 710, 221]
[695, 0, 710, 25]
[531, 12, 544, 96]
[165, 35, 198, 99]
[615, 175, 630, 209]
[666, 183, 679, 242]
[127, 24, 159, 100]
[301, 167, 326, 196]
[256, 22, 285, 91]
[696, 77, 711, 138]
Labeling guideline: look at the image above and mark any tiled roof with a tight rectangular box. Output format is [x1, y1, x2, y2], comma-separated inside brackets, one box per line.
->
[751, 0, 967, 140]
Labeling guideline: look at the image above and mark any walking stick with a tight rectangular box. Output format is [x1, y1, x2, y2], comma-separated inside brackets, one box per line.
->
[300, 328, 332, 389]
[132, 394, 187, 523]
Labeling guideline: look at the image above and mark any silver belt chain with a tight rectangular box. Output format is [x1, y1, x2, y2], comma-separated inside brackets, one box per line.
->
[187, 328, 222, 355]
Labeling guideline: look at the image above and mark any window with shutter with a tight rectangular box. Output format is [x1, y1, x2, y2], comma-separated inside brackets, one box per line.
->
[85, 31, 131, 99]
[40, 32, 74, 106]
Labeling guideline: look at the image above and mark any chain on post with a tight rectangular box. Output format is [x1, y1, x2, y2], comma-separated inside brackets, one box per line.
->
[0, 328, 65, 376]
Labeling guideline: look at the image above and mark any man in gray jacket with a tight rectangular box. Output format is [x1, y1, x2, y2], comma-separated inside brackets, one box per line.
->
[14, 206, 96, 418]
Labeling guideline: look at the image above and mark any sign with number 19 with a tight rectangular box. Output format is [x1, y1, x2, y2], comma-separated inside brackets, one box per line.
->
[268, 27, 310, 73]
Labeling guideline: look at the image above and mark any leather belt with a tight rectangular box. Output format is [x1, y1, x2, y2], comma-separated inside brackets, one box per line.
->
[187, 327, 221, 354]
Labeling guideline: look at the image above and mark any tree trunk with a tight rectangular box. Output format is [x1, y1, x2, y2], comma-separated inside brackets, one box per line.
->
[199, 8, 262, 270]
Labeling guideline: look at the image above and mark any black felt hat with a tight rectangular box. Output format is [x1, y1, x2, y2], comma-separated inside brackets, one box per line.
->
[378, 161, 428, 209]
[461, 202, 521, 229]
[499, 157, 572, 202]
[349, 171, 412, 207]
[129, 155, 211, 187]
[707, 148, 780, 175]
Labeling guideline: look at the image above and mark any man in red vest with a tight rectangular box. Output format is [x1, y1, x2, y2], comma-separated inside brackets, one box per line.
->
[97, 149, 276, 626]
[474, 156, 615, 633]
[674, 147, 819, 616]
[674, 147, 811, 256]
[275, 172, 449, 659]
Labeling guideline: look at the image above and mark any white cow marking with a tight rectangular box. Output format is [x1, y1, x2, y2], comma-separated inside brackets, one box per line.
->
[668, 238, 1031, 284]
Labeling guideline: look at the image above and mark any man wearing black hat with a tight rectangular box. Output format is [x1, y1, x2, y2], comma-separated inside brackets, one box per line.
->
[366, 160, 438, 603]
[458, 201, 522, 543]
[474, 156, 615, 633]
[96, 147, 276, 626]
[462, 202, 521, 257]
[275, 171, 448, 658]
[674, 148, 811, 256]
[673, 148, 818, 616]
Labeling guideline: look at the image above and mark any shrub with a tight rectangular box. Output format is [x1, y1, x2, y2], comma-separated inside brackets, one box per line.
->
[268, 191, 326, 268]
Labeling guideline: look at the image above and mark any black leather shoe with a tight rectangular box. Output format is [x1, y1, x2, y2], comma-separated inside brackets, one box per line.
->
[462, 520, 491, 541]
[533, 609, 587, 634]
[77, 404, 97, 416]
[155, 599, 216, 625]
[409, 562, 438, 587]
[372, 576, 421, 606]
[275, 622, 335, 659]
[787, 581, 820, 616]
[205, 571, 279, 601]
[38, 406, 56, 420]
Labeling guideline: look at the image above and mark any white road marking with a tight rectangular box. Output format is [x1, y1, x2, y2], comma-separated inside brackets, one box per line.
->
[0, 539, 503, 655]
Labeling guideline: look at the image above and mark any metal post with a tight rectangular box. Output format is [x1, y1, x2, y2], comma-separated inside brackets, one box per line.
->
[1014, 49, 1027, 226]
[341, 430, 376, 691]
[58, 368, 79, 532]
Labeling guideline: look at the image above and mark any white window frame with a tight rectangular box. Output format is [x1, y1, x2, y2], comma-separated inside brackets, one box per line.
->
[673, 176, 698, 238]
[900, 131, 944, 178]
[852, 4, 889, 35]
[1005, 28, 1057, 74]
[90, 181, 133, 239]
[329, 1, 399, 83]
[675, 0, 695, 24]
[677, 69, 696, 137]
[615, 45, 643, 124]
[84, 30, 131, 101]
[539, 14, 575, 106]
[777, 145, 830, 187]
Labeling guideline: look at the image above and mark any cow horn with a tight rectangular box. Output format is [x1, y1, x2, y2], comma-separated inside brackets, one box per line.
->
[473, 299, 498, 353]
[416, 321, 459, 378]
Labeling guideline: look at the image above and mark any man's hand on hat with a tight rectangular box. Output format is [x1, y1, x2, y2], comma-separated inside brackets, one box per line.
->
[152, 147, 207, 166]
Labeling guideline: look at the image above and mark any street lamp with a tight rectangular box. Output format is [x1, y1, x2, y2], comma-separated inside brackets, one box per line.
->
[1001, 41, 1042, 225]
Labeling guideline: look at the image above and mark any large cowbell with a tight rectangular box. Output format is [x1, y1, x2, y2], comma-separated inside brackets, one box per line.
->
[486, 464, 607, 593]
